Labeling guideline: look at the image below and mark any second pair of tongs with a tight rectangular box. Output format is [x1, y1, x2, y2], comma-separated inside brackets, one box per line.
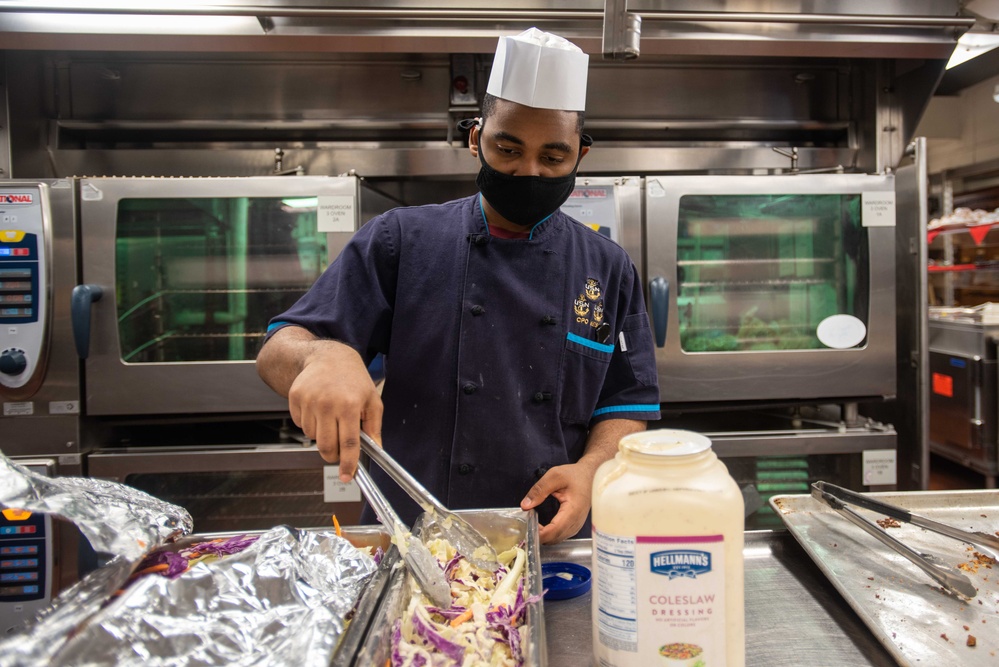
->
[813, 481, 999, 558]
[811, 482, 978, 598]
[360, 432, 500, 571]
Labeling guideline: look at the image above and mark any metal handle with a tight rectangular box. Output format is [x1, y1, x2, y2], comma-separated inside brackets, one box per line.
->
[352, 465, 408, 537]
[649, 276, 669, 348]
[360, 432, 447, 515]
[813, 481, 913, 523]
[812, 486, 977, 598]
[815, 481, 999, 555]
[70, 284, 103, 360]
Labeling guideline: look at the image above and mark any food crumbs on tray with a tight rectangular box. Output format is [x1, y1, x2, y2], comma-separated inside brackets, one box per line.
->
[967, 635, 977, 647]
[958, 551, 997, 574]
[876, 517, 901, 529]
[963, 625, 970, 631]
[867, 576, 874, 581]
[941, 633, 949, 641]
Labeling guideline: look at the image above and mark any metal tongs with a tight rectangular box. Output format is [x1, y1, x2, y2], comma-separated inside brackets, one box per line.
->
[352, 464, 452, 608]
[810, 482, 979, 598]
[360, 432, 500, 571]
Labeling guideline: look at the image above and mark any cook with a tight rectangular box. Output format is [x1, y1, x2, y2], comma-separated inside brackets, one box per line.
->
[256, 28, 661, 544]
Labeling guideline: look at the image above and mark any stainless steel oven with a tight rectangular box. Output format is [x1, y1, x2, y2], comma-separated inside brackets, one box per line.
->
[644, 174, 897, 405]
[73, 176, 359, 416]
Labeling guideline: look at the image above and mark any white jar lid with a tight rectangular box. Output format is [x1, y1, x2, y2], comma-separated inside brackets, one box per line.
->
[619, 429, 712, 456]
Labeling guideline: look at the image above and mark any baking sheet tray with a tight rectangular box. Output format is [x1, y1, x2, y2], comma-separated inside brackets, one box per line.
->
[770, 489, 999, 666]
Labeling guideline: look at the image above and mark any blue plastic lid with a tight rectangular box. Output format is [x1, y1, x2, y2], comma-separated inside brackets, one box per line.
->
[541, 562, 591, 600]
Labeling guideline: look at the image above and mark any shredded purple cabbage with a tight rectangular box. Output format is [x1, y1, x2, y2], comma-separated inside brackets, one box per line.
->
[184, 534, 259, 558]
[443, 553, 464, 578]
[412, 611, 466, 663]
[373, 546, 385, 565]
[135, 550, 190, 579]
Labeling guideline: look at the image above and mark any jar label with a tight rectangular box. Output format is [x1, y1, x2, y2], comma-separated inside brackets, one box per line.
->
[594, 530, 727, 666]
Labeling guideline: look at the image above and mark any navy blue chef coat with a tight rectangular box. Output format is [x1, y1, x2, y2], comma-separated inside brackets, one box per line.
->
[266, 194, 661, 534]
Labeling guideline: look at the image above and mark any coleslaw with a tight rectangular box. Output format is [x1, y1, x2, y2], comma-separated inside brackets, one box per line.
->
[390, 537, 539, 666]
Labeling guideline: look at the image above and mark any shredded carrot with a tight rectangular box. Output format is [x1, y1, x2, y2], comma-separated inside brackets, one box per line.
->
[130, 563, 170, 577]
[332, 514, 342, 537]
[384, 660, 391, 667]
[449, 608, 474, 627]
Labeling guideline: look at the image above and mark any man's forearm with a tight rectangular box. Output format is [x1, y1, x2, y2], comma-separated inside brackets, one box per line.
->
[578, 418, 646, 473]
[256, 326, 357, 397]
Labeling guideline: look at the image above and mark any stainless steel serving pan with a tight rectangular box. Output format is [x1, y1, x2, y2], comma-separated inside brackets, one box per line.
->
[352, 508, 547, 666]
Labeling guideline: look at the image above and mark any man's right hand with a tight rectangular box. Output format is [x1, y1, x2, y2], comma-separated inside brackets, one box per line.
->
[256, 326, 383, 482]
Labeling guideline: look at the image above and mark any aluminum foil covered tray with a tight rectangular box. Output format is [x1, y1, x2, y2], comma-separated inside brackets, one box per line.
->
[353, 508, 547, 666]
[770, 489, 999, 666]
[0, 452, 398, 667]
[22, 525, 396, 667]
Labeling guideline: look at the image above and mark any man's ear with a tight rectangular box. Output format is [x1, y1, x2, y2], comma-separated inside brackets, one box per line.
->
[579, 145, 590, 161]
[468, 124, 480, 158]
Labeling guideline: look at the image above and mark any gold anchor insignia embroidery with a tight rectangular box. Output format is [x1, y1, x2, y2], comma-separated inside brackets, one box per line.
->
[593, 300, 605, 323]
[574, 293, 590, 317]
[585, 278, 602, 301]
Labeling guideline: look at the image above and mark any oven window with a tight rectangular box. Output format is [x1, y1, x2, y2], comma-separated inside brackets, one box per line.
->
[676, 194, 869, 352]
[115, 197, 326, 362]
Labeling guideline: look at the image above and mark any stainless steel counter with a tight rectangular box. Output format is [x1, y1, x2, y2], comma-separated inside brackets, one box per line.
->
[541, 529, 897, 667]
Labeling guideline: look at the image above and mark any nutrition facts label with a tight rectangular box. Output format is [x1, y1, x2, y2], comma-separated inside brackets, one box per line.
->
[593, 529, 637, 651]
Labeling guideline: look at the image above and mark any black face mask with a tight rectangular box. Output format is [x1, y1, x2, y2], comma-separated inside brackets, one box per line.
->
[468, 119, 591, 229]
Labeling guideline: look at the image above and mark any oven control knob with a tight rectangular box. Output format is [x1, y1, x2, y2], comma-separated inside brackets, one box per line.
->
[0, 349, 27, 375]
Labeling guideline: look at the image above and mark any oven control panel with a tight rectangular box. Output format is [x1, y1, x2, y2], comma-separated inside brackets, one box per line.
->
[0, 461, 54, 636]
[0, 185, 48, 394]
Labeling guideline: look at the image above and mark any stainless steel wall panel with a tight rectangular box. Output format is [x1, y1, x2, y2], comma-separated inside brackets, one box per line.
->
[64, 56, 452, 123]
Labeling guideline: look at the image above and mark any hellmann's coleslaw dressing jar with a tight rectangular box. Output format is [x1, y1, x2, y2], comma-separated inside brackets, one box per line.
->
[591, 429, 745, 667]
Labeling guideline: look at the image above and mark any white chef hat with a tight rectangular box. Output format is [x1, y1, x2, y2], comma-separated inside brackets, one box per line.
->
[486, 27, 589, 112]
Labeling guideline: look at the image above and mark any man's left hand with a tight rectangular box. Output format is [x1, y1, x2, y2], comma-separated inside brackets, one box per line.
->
[520, 462, 595, 544]
[520, 418, 647, 544]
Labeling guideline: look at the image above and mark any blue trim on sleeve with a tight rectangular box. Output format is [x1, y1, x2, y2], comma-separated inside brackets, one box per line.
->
[592, 404, 661, 417]
[267, 321, 290, 332]
[566, 332, 614, 354]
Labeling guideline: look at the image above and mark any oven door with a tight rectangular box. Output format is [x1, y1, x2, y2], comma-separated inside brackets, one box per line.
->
[76, 176, 358, 415]
[646, 174, 896, 404]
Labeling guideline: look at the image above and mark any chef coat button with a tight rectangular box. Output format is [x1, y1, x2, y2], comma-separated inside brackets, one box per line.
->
[459, 463, 474, 475]
[470, 305, 485, 316]
[541, 315, 556, 325]
[463, 383, 477, 395]
[535, 466, 549, 478]
[532, 391, 552, 403]
[474, 235, 488, 247]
